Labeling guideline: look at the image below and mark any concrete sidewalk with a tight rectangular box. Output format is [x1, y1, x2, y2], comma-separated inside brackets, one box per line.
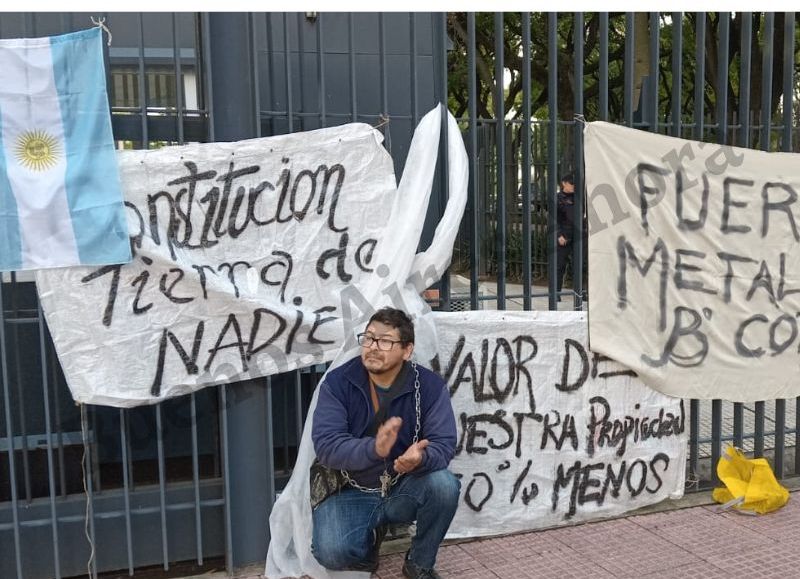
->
[373, 489, 800, 579]
[188, 487, 798, 579]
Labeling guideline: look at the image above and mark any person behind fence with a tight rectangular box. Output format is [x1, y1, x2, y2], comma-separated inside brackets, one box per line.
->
[555, 172, 576, 300]
[310, 307, 459, 579]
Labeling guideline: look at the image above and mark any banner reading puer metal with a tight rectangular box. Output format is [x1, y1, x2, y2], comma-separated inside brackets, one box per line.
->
[35, 106, 468, 407]
[585, 121, 800, 402]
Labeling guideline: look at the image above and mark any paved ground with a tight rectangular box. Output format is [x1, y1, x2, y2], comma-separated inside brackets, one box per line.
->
[210, 488, 798, 579]
[372, 489, 800, 579]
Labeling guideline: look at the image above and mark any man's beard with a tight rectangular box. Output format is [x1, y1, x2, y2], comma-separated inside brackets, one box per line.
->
[364, 355, 399, 375]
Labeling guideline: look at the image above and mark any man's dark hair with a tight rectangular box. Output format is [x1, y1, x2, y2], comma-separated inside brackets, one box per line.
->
[367, 307, 415, 344]
[560, 173, 574, 185]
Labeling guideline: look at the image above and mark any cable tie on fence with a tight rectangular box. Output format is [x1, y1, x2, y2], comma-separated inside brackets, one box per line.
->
[90, 16, 113, 47]
[574, 114, 587, 126]
[373, 114, 390, 129]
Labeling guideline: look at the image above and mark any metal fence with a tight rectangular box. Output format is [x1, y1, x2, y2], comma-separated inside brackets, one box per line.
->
[1, 11, 800, 579]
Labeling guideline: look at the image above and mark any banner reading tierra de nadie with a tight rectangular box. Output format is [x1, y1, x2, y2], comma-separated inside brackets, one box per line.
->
[36, 106, 468, 407]
[586, 121, 800, 402]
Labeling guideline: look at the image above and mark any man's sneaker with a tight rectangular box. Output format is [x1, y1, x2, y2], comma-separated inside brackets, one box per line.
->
[401, 551, 443, 579]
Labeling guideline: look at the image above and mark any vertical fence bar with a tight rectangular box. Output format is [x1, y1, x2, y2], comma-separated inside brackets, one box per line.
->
[172, 13, 185, 143]
[264, 14, 275, 135]
[693, 12, 706, 140]
[547, 12, 558, 309]
[137, 13, 149, 146]
[251, 13, 262, 138]
[522, 12, 532, 310]
[24, 12, 35, 35]
[573, 12, 584, 309]
[37, 304, 61, 579]
[760, 12, 774, 152]
[201, 12, 215, 143]
[410, 13, 419, 126]
[689, 399, 700, 481]
[739, 13, 752, 147]
[9, 282, 31, 503]
[90, 407, 101, 492]
[649, 12, 659, 132]
[317, 13, 326, 128]
[755, 13, 774, 462]
[624, 13, 635, 127]
[294, 371, 304, 445]
[81, 404, 98, 579]
[0, 284, 23, 579]
[190, 393, 203, 565]
[219, 386, 233, 574]
[468, 13, 479, 310]
[282, 378, 290, 467]
[296, 15, 306, 131]
[782, 13, 794, 152]
[436, 12, 450, 311]
[779, 13, 795, 475]
[119, 410, 134, 575]
[755, 400, 765, 456]
[379, 13, 388, 117]
[50, 339, 67, 497]
[349, 14, 357, 122]
[710, 12, 729, 482]
[494, 12, 506, 310]
[775, 400, 785, 477]
[711, 400, 722, 485]
[125, 406, 136, 491]
[155, 405, 169, 570]
[716, 12, 730, 144]
[283, 13, 294, 133]
[599, 13, 609, 122]
[671, 13, 682, 137]
[265, 377, 276, 543]
[734, 404, 744, 448]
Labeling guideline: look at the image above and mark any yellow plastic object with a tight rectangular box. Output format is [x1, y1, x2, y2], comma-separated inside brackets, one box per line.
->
[712, 446, 790, 514]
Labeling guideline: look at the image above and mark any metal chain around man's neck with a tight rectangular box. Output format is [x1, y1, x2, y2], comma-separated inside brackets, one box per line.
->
[340, 362, 421, 497]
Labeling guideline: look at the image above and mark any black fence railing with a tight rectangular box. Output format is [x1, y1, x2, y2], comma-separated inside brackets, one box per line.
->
[2, 11, 800, 579]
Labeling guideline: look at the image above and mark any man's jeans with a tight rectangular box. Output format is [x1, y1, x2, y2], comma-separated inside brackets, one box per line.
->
[311, 469, 461, 571]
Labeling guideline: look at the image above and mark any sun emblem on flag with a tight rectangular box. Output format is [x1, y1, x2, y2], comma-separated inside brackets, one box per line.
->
[15, 130, 61, 172]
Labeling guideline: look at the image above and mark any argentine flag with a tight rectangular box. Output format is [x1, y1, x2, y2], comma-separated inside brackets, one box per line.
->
[0, 27, 130, 271]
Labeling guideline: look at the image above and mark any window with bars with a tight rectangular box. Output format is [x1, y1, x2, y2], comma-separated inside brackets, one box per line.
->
[111, 66, 198, 110]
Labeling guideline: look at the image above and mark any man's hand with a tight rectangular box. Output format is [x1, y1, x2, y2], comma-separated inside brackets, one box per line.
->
[393, 439, 429, 473]
[558, 234, 567, 247]
[375, 417, 402, 458]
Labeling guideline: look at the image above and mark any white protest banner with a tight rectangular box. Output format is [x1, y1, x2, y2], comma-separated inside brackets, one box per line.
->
[435, 311, 687, 538]
[586, 121, 800, 402]
[35, 105, 468, 407]
[266, 311, 687, 578]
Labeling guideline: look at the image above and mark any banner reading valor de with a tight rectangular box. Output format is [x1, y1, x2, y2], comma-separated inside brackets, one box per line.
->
[586, 121, 800, 402]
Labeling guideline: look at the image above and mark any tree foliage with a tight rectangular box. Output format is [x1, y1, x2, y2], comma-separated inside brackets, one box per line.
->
[447, 12, 800, 147]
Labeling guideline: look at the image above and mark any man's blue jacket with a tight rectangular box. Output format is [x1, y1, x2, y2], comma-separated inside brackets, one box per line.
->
[312, 357, 457, 487]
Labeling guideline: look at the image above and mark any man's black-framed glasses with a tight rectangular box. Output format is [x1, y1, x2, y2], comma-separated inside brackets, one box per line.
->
[357, 333, 405, 351]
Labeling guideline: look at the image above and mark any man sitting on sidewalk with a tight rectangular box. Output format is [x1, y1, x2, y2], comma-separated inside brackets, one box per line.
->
[311, 307, 460, 579]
